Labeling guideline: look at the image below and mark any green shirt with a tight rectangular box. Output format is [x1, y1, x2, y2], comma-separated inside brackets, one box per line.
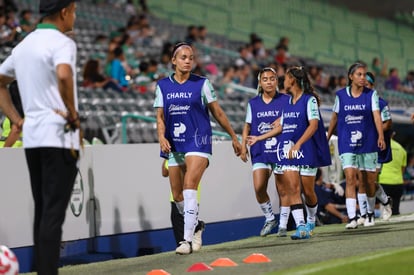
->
[378, 139, 407, 184]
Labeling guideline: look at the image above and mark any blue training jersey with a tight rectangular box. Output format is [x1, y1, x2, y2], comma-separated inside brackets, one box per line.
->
[334, 86, 379, 155]
[277, 93, 331, 167]
[378, 97, 392, 163]
[154, 74, 215, 154]
[246, 92, 290, 164]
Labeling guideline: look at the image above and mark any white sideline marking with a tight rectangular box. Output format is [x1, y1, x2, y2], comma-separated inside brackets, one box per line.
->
[292, 246, 414, 275]
[387, 213, 414, 222]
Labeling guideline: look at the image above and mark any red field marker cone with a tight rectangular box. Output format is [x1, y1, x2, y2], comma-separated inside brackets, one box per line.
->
[243, 253, 271, 263]
[147, 269, 171, 275]
[210, 257, 238, 267]
[187, 262, 213, 272]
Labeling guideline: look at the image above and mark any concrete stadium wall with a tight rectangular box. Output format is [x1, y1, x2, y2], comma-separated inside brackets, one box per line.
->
[0, 139, 344, 272]
[0, 142, 278, 248]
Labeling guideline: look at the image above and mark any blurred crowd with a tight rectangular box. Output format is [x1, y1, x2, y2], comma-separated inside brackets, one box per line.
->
[1, 0, 414, 97]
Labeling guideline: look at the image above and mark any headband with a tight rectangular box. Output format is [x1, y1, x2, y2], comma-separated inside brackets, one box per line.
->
[257, 67, 277, 80]
[366, 74, 374, 84]
[172, 43, 192, 58]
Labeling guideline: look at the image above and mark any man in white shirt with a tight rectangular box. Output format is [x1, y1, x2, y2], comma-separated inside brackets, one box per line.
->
[0, 1, 80, 274]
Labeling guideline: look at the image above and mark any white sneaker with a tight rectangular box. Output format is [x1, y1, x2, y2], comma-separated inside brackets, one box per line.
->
[364, 213, 375, 227]
[260, 219, 278, 236]
[277, 227, 287, 237]
[382, 197, 392, 221]
[345, 219, 358, 229]
[357, 215, 366, 226]
[192, 221, 205, 252]
[175, 241, 192, 255]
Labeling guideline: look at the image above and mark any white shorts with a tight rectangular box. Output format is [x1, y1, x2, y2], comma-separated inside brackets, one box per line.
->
[252, 162, 276, 171]
[273, 165, 317, 176]
[168, 152, 211, 167]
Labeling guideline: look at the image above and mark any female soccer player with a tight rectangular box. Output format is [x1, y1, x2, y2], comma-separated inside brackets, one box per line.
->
[327, 63, 385, 229]
[249, 66, 331, 239]
[356, 71, 392, 225]
[240, 67, 290, 236]
[154, 42, 241, 254]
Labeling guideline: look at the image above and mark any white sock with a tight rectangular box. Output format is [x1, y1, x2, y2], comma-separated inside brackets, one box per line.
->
[291, 204, 305, 227]
[183, 189, 198, 242]
[375, 184, 388, 205]
[260, 200, 275, 222]
[306, 204, 318, 224]
[367, 196, 376, 215]
[175, 200, 184, 215]
[357, 193, 367, 217]
[346, 198, 357, 220]
[279, 206, 290, 229]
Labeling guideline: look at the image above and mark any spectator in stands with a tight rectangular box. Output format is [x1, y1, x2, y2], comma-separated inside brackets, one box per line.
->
[336, 75, 347, 90]
[235, 44, 254, 67]
[110, 46, 129, 90]
[139, 0, 149, 14]
[219, 65, 237, 95]
[1, 0, 18, 12]
[5, 7, 18, 28]
[240, 67, 289, 236]
[94, 33, 109, 46]
[384, 67, 402, 91]
[327, 62, 386, 229]
[378, 131, 407, 215]
[126, 15, 141, 44]
[0, 8, 18, 46]
[274, 43, 288, 67]
[184, 25, 198, 45]
[314, 169, 348, 224]
[104, 31, 124, 74]
[134, 59, 158, 93]
[198, 54, 218, 79]
[251, 37, 268, 65]
[277, 36, 290, 52]
[401, 70, 414, 93]
[309, 65, 329, 94]
[197, 25, 210, 46]
[19, 9, 35, 35]
[154, 42, 241, 254]
[125, 0, 136, 16]
[371, 57, 387, 77]
[236, 64, 254, 88]
[157, 53, 171, 78]
[82, 59, 124, 93]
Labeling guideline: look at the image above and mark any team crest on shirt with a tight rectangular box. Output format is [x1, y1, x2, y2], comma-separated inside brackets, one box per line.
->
[173, 122, 186, 137]
[350, 130, 362, 144]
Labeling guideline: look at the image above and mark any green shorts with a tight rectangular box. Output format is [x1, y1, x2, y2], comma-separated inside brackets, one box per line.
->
[273, 165, 317, 176]
[340, 152, 378, 172]
[168, 152, 212, 167]
[252, 162, 276, 171]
